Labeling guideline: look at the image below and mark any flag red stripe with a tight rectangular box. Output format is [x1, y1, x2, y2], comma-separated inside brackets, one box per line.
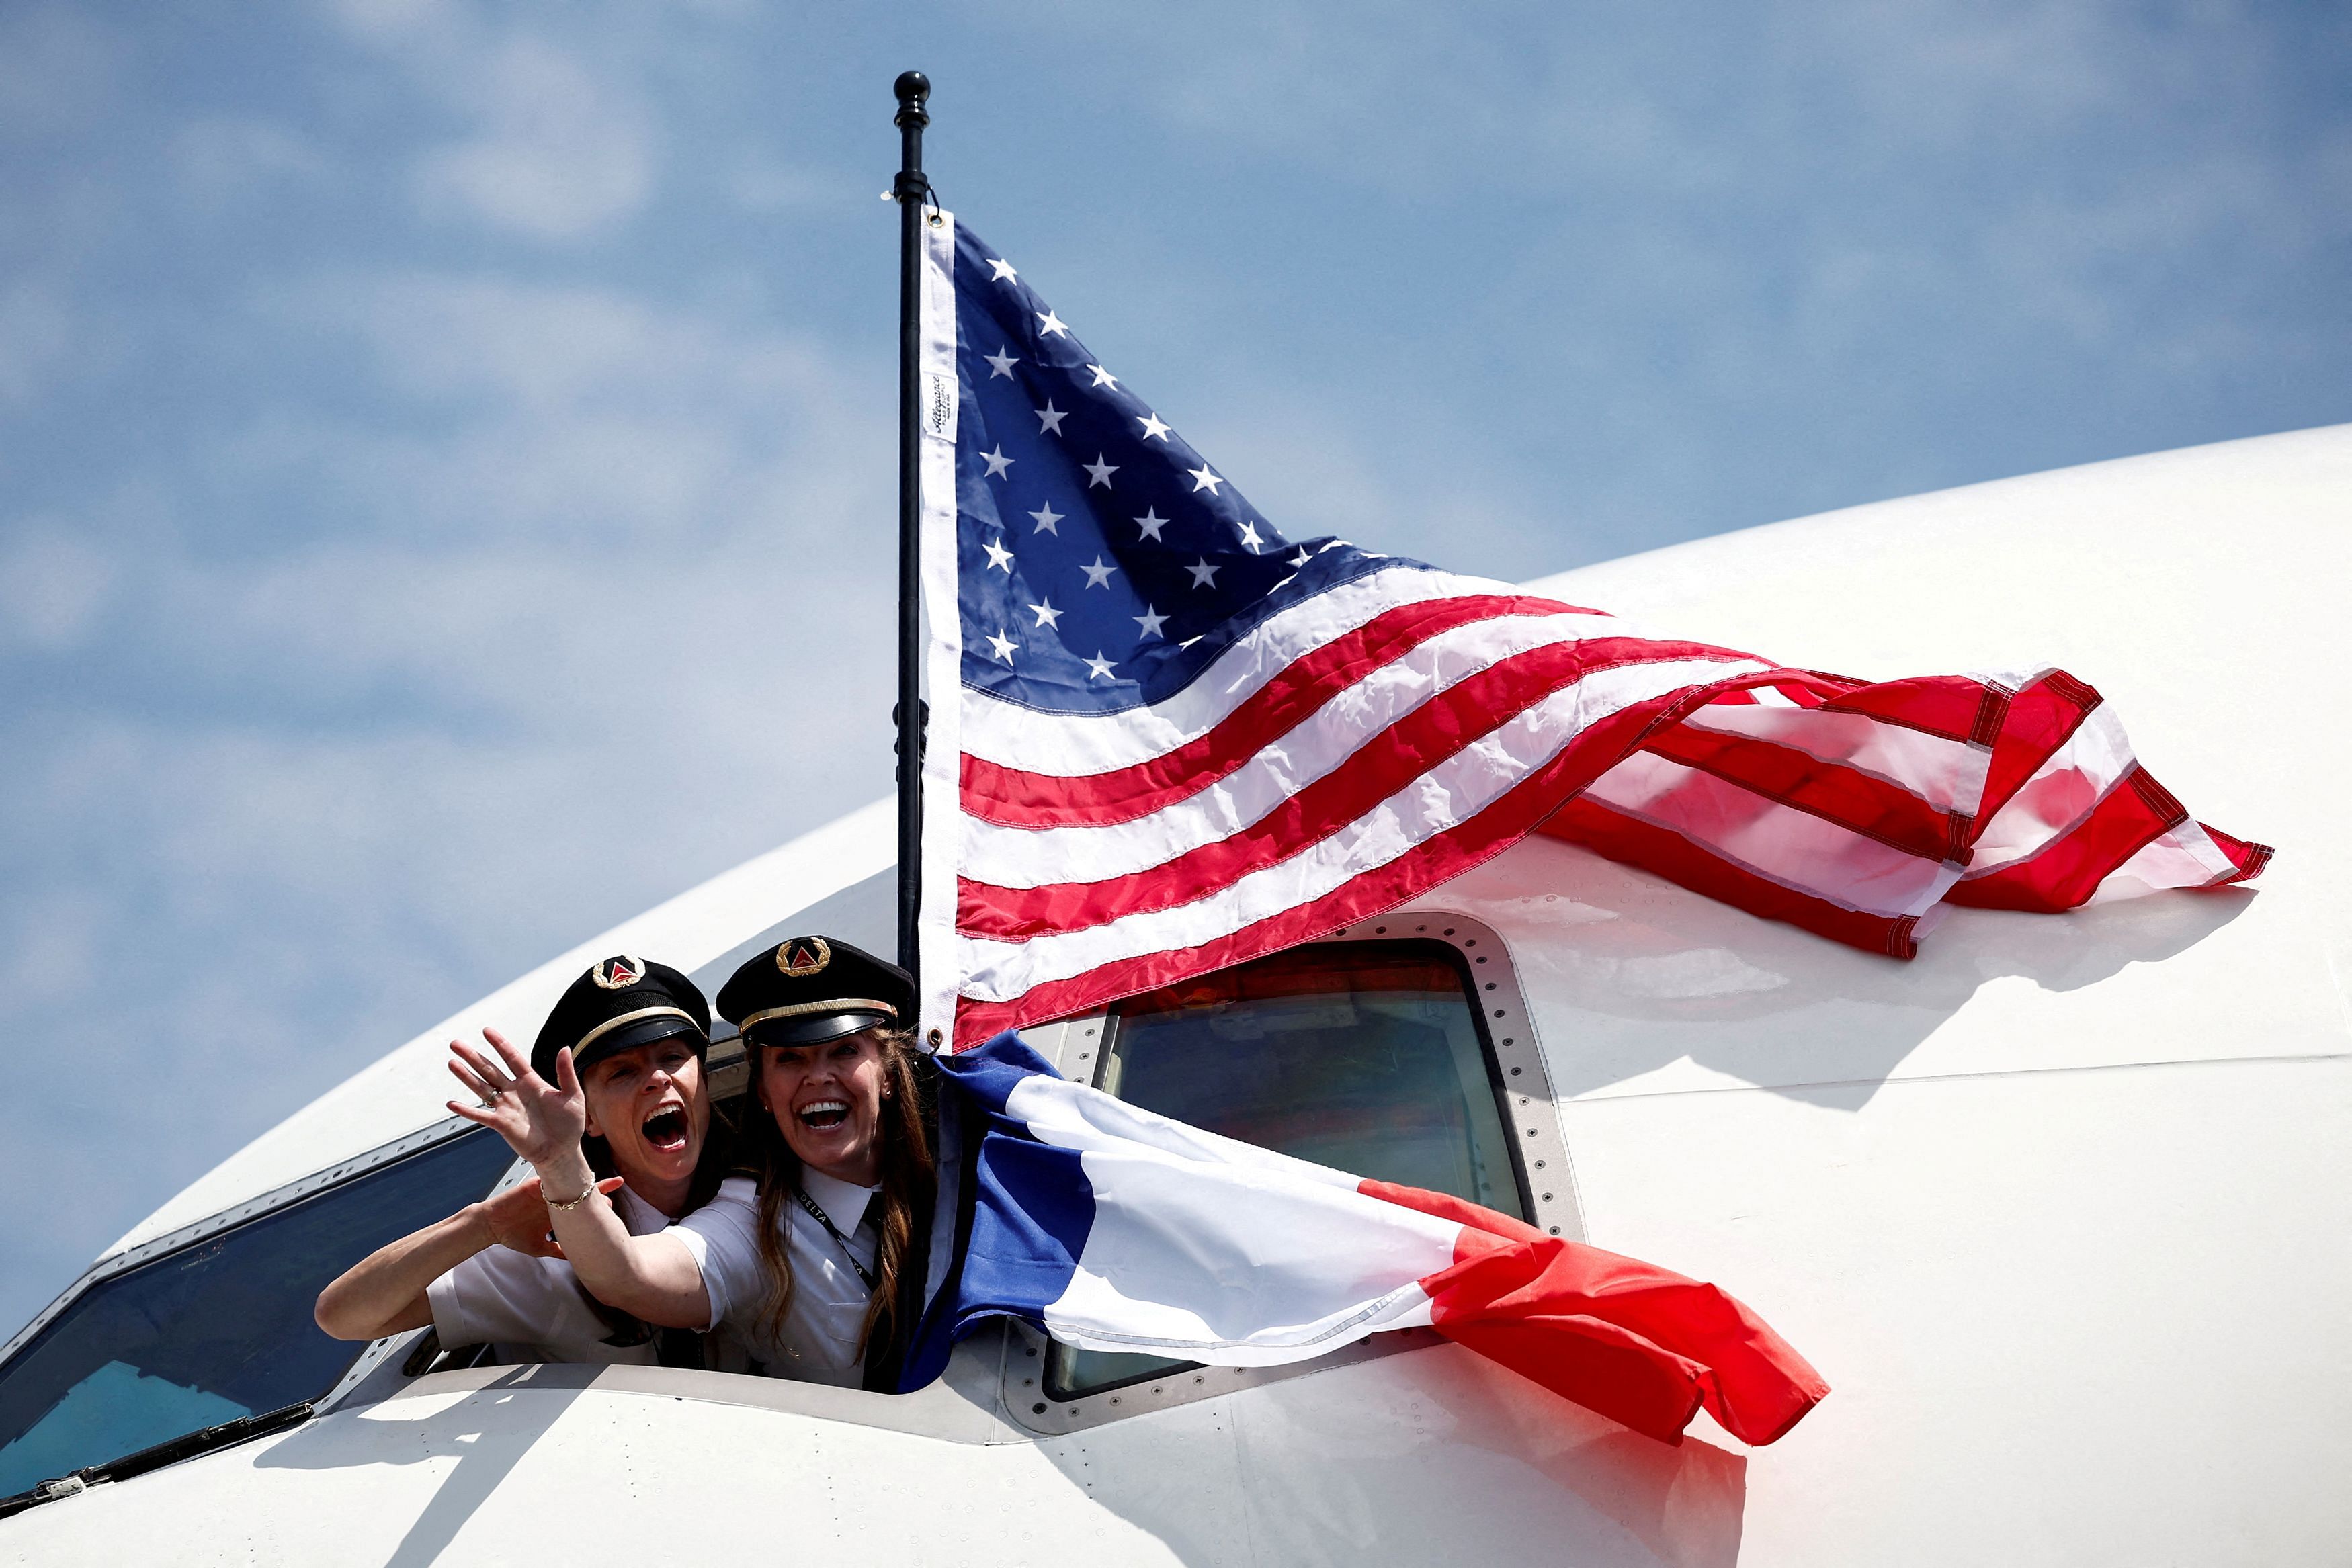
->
[2202, 825, 2276, 883]
[1947, 767, 2263, 910]
[957, 644, 1770, 941]
[1360, 1179, 1829, 1448]
[1972, 672, 2100, 824]
[1540, 793, 1927, 957]
[1815, 674, 2001, 744]
[960, 612, 1730, 829]
[952, 687, 1740, 1040]
[1637, 720, 1967, 864]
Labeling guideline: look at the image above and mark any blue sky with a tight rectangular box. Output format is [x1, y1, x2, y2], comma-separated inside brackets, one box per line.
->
[2, 0, 2346, 1336]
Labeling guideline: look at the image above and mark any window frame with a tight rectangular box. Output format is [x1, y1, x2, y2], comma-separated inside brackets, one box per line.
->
[1001, 912, 1581, 1436]
[0, 1113, 501, 1379]
[0, 1111, 520, 1498]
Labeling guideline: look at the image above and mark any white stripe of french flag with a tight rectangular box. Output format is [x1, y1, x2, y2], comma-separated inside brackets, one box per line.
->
[920, 1034, 1829, 1447]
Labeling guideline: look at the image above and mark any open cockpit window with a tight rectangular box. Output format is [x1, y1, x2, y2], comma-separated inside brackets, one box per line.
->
[1044, 936, 1533, 1402]
[0, 1127, 515, 1500]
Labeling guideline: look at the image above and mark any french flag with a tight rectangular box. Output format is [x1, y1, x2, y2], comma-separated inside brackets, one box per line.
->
[905, 1033, 1829, 1448]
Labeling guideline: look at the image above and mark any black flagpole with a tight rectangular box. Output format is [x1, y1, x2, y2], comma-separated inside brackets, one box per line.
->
[892, 71, 930, 980]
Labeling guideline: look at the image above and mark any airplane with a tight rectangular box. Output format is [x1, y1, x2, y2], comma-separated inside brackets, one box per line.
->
[0, 422, 2343, 1565]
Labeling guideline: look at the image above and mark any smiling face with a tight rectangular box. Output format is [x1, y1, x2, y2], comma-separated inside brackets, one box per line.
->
[757, 1028, 889, 1186]
[579, 1035, 710, 1209]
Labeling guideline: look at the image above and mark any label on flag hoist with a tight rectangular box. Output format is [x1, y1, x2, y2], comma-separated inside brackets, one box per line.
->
[923, 369, 956, 443]
[910, 208, 2271, 1049]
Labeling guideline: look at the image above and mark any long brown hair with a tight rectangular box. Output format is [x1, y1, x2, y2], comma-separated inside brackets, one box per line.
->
[739, 1025, 935, 1359]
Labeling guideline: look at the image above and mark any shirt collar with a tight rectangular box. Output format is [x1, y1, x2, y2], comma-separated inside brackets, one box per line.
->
[612, 1184, 669, 1235]
[800, 1167, 880, 1234]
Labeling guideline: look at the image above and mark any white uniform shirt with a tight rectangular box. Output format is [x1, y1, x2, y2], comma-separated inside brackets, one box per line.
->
[426, 1184, 671, 1366]
[674, 1171, 880, 1387]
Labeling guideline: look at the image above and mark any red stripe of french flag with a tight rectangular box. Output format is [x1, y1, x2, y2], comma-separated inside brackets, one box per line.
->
[1366, 1180, 1831, 1448]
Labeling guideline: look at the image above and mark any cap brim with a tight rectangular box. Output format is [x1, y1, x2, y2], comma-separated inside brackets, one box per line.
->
[573, 1012, 706, 1073]
[744, 1008, 893, 1049]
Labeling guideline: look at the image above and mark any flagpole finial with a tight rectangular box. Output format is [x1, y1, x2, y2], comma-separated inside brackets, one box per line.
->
[894, 71, 931, 128]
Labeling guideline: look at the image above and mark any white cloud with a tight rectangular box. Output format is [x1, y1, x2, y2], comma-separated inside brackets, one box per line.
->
[412, 34, 657, 241]
[321, 0, 660, 241]
[171, 117, 330, 206]
[0, 524, 115, 651]
[0, 283, 74, 410]
[0, 259, 901, 1320]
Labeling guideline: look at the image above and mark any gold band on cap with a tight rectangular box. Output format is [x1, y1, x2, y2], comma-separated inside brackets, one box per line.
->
[738, 998, 898, 1034]
[573, 1005, 703, 1057]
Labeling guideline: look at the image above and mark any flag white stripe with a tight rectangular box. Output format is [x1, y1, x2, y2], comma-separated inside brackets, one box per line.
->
[1004, 1074, 1453, 1362]
[1677, 704, 1992, 816]
[959, 564, 1572, 771]
[1963, 702, 2137, 874]
[960, 635, 1747, 887]
[1583, 752, 1966, 918]
[955, 658, 1767, 1001]
[2094, 822, 2244, 900]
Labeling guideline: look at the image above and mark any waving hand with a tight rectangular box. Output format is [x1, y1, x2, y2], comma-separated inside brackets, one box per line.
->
[446, 1027, 587, 1171]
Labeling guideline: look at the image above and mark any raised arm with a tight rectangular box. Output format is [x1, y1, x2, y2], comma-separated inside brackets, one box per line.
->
[447, 1028, 714, 1330]
[313, 1176, 581, 1342]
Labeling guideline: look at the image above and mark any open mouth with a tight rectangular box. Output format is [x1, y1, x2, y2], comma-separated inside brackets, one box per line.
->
[797, 1099, 849, 1132]
[641, 1106, 689, 1152]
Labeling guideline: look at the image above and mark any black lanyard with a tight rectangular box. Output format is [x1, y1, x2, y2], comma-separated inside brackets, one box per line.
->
[793, 1186, 878, 1291]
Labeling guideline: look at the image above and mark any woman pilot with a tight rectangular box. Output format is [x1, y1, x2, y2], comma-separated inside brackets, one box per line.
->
[447, 937, 937, 1389]
[315, 955, 730, 1366]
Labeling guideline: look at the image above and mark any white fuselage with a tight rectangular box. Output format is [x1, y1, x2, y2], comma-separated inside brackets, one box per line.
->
[5, 427, 2346, 1565]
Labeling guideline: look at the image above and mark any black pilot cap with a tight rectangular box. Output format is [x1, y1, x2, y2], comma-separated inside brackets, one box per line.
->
[717, 936, 913, 1051]
[532, 955, 712, 1084]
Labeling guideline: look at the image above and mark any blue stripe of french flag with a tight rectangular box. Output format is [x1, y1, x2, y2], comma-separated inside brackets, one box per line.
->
[906, 1033, 1828, 1448]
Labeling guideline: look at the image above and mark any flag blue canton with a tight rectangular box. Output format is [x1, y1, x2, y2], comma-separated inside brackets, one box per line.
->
[952, 221, 1388, 714]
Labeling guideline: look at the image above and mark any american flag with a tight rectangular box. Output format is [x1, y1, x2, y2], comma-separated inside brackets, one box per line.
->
[911, 212, 2270, 1045]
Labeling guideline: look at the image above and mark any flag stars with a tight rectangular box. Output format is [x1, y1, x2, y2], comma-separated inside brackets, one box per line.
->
[1080, 556, 1118, 589]
[1288, 548, 1312, 568]
[980, 445, 1014, 478]
[1085, 364, 1118, 390]
[1134, 605, 1167, 639]
[982, 537, 1015, 573]
[1134, 508, 1168, 542]
[1034, 400, 1067, 435]
[1238, 521, 1263, 552]
[986, 257, 1018, 283]
[1028, 503, 1064, 534]
[984, 348, 1019, 380]
[1187, 463, 1224, 494]
[1187, 558, 1220, 589]
[1084, 652, 1117, 682]
[1027, 598, 1063, 630]
[986, 629, 1019, 664]
[1083, 454, 1119, 489]
[1136, 411, 1171, 442]
[1038, 309, 1068, 339]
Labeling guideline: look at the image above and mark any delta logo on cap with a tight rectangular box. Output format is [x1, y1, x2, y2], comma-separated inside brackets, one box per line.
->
[590, 955, 646, 990]
[775, 937, 831, 977]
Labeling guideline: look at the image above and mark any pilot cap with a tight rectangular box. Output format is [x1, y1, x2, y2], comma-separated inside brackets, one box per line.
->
[532, 956, 712, 1084]
[717, 936, 913, 1050]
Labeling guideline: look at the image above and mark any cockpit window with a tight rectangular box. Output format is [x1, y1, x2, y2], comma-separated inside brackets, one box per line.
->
[0, 1127, 514, 1498]
[1048, 939, 1528, 1399]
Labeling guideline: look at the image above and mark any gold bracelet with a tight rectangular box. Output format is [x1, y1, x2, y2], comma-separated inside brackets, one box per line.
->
[546, 1182, 597, 1213]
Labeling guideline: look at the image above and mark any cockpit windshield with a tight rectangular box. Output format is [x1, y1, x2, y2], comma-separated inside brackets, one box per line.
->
[1052, 939, 1528, 1398]
[0, 1127, 515, 1498]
